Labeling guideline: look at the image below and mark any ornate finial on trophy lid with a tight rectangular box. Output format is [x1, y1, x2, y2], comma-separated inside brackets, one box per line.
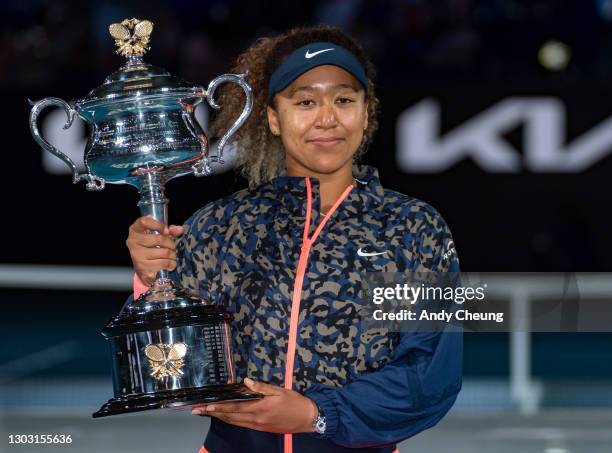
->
[109, 18, 154, 58]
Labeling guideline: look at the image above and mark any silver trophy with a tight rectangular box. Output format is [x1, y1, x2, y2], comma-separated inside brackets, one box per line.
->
[29, 18, 261, 417]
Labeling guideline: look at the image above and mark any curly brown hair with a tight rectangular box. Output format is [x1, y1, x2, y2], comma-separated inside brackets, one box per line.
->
[210, 25, 380, 189]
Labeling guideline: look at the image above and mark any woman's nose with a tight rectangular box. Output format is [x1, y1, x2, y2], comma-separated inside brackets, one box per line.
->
[315, 102, 338, 128]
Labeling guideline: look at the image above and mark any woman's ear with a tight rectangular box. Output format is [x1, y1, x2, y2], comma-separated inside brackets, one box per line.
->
[267, 105, 280, 136]
[363, 101, 369, 131]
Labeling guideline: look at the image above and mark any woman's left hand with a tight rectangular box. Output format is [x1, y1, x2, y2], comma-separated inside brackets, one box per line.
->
[191, 378, 317, 434]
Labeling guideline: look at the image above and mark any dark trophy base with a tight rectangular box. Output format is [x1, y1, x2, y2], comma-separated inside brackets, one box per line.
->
[92, 383, 261, 418]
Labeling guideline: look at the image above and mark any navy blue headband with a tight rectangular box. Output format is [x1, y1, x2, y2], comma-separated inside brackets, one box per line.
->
[267, 42, 368, 102]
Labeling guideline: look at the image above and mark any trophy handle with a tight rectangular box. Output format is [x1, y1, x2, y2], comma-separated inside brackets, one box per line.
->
[204, 72, 253, 162]
[180, 103, 213, 177]
[28, 97, 105, 191]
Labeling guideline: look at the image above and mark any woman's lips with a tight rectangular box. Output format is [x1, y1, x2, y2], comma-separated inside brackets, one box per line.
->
[308, 138, 344, 148]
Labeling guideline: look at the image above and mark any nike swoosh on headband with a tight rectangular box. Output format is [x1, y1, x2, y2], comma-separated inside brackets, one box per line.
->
[357, 247, 389, 257]
[305, 48, 335, 59]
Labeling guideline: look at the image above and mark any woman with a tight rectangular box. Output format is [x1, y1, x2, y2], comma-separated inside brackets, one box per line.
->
[127, 25, 462, 453]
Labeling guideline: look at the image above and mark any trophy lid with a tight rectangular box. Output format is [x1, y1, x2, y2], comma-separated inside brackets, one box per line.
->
[77, 19, 203, 109]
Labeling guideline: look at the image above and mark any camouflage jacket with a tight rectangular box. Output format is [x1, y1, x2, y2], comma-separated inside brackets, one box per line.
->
[173, 164, 462, 453]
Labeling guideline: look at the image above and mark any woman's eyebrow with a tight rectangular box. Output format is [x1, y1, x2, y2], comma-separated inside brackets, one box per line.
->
[289, 83, 359, 96]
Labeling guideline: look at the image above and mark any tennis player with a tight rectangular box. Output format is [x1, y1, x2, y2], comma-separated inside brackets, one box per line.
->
[126, 25, 462, 453]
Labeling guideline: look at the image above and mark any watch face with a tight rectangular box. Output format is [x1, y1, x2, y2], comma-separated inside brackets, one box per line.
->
[315, 416, 327, 434]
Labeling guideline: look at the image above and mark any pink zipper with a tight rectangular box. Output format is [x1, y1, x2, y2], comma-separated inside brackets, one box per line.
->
[283, 177, 354, 453]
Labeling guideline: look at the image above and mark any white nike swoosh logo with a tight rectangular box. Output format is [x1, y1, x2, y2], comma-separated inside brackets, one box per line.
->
[357, 247, 389, 257]
[305, 48, 334, 59]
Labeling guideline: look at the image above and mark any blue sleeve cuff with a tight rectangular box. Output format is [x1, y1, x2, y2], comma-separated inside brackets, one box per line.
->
[304, 386, 339, 440]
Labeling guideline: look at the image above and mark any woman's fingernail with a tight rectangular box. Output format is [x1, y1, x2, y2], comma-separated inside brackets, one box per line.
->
[192, 409, 201, 415]
[206, 405, 215, 412]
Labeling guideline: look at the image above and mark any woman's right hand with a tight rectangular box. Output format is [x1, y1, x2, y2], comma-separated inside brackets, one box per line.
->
[126, 216, 185, 286]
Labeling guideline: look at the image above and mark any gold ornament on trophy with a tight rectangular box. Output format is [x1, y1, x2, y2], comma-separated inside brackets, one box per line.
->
[109, 18, 154, 57]
[145, 343, 188, 380]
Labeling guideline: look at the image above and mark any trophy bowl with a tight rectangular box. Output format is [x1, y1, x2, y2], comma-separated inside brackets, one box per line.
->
[29, 18, 250, 191]
[28, 18, 262, 417]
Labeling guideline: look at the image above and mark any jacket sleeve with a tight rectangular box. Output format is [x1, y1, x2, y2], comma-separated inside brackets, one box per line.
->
[169, 202, 223, 303]
[303, 203, 463, 448]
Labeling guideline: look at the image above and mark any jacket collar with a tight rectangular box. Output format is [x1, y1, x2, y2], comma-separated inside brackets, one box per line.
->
[259, 164, 385, 219]
[352, 164, 385, 210]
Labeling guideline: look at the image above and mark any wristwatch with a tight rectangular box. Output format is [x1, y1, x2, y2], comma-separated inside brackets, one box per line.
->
[312, 403, 327, 435]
